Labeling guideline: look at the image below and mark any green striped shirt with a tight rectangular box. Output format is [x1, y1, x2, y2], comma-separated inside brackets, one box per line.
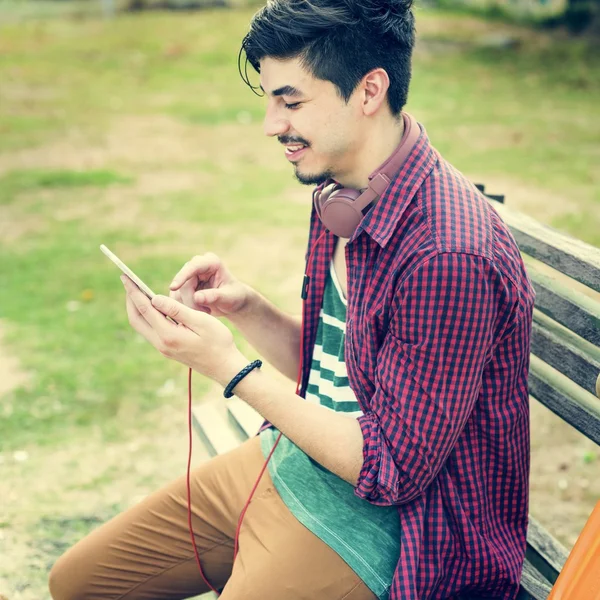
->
[260, 261, 400, 599]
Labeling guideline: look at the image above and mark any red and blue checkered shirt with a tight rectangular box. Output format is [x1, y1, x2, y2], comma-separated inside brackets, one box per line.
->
[261, 120, 535, 599]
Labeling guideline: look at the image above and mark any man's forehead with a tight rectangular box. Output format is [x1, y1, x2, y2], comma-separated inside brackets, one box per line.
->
[259, 57, 314, 96]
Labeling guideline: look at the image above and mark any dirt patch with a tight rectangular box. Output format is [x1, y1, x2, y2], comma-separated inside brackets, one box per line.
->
[0, 115, 204, 175]
[0, 113, 288, 246]
[0, 115, 279, 177]
[0, 205, 47, 245]
[530, 400, 600, 548]
[463, 172, 579, 220]
[0, 322, 29, 397]
[0, 381, 215, 600]
[0, 176, 215, 246]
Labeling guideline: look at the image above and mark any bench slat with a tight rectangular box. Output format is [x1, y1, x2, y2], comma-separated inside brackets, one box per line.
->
[526, 516, 568, 584]
[516, 588, 538, 600]
[529, 355, 600, 445]
[491, 201, 600, 292]
[531, 310, 600, 397]
[525, 259, 600, 347]
[191, 403, 243, 457]
[226, 397, 263, 440]
[518, 560, 553, 600]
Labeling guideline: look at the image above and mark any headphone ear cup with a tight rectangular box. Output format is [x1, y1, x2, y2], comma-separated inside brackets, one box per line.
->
[320, 188, 364, 238]
[313, 181, 339, 222]
[313, 188, 324, 221]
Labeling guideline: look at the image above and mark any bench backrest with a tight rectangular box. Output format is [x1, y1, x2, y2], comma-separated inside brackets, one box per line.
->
[487, 199, 600, 600]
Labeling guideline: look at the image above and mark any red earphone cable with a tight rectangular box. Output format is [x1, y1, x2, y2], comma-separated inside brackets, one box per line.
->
[186, 229, 329, 595]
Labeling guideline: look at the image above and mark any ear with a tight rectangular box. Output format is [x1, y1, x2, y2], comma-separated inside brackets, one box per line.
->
[360, 68, 391, 117]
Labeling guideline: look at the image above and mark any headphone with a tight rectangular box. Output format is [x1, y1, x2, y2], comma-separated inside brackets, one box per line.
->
[313, 112, 421, 238]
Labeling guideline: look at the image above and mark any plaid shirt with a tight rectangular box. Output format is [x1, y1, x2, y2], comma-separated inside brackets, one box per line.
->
[260, 120, 535, 599]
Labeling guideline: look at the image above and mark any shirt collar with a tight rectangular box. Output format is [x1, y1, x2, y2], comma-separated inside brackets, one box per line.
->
[349, 119, 437, 248]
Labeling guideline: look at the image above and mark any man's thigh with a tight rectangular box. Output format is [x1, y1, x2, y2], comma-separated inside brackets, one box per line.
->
[221, 480, 378, 600]
[49, 436, 267, 600]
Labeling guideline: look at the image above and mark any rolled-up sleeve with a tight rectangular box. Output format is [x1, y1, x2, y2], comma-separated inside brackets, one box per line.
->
[354, 252, 514, 506]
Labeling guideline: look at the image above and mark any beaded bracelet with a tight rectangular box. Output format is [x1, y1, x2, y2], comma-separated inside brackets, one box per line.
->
[223, 359, 263, 398]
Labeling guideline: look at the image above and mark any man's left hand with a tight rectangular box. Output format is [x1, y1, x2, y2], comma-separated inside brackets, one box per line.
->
[122, 275, 247, 387]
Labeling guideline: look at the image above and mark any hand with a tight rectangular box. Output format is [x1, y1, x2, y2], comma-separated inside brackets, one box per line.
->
[122, 275, 247, 386]
[169, 253, 253, 318]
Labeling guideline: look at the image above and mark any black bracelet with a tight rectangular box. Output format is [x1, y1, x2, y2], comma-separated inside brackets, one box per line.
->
[223, 360, 263, 398]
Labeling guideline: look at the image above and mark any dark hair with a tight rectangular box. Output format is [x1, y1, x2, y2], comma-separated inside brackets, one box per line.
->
[239, 0, 415, 116]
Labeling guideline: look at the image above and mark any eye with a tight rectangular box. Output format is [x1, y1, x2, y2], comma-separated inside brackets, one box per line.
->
[284, 102, 301, 110]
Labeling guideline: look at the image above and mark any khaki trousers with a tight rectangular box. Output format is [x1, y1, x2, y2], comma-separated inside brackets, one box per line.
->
[48, 436, 377, 600]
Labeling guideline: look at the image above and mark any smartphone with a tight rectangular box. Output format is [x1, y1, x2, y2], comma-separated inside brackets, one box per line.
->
[100, 244, 157, 299]
[100, 244, 179, 324]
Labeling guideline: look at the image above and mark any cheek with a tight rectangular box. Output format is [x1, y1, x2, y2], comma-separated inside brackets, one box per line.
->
[297, 102, 354, 158]
[306, 114, 340, 152]
[319, 118, 354, 157]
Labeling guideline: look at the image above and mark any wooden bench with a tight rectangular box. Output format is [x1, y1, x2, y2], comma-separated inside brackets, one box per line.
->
[193, 188, 600, 600]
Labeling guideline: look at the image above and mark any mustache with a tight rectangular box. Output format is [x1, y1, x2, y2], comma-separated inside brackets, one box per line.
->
[278, 135, 310, 147]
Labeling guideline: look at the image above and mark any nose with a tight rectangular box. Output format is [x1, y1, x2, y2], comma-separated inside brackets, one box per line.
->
[263, 102, 290, 138]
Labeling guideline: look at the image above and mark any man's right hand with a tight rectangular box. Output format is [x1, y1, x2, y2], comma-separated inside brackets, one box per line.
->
[169, 253, 253, 319]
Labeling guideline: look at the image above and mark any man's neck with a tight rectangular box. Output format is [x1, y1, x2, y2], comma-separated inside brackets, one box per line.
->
[337, 115, 405, 191]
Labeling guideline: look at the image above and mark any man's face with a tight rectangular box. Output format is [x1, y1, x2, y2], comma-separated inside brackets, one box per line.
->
[259, 57, 362, 186]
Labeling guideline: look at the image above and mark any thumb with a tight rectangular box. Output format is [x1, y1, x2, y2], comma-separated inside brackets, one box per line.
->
[194, 289, 221, 304]
[152, 294, 196, 322]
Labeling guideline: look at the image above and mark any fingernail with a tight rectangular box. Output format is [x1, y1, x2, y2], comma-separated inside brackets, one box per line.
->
[120, 275, 126, 283]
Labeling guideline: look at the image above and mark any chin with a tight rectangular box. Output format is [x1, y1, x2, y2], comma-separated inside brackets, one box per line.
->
[294, 166, 333, 186]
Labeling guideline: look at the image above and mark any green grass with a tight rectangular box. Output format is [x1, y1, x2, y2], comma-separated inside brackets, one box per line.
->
[0, 225, 198, 447]
[0, 6, 598, 455]
[0, 169, 134, 204]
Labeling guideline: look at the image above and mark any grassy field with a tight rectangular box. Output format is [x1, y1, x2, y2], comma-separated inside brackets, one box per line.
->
[0, 5, 599, 599]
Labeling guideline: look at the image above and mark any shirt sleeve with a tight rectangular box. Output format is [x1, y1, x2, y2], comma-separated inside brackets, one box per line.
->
[354, 252, 514, 506]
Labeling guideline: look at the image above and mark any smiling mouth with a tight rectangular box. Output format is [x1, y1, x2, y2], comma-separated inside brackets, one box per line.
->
[284, 144, 309, 161]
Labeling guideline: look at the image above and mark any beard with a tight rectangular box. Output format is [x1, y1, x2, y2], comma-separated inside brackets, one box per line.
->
[278, 134, 334, 186]
[293, 165, 334, 186]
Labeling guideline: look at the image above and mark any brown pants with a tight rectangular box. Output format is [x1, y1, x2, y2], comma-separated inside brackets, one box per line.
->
[48, 436, 378, 600]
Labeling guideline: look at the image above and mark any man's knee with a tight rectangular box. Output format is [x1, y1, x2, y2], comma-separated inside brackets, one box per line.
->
[48, 551, 81, 600]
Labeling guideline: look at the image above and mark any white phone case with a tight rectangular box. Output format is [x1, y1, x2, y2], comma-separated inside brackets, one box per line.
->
[100, 244, 156, 299]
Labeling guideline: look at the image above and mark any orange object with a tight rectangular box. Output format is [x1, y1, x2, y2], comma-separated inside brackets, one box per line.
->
[548, 501, 600, 600]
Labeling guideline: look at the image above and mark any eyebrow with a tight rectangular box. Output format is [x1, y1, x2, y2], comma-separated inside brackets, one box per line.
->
[260, 84, 304, 98]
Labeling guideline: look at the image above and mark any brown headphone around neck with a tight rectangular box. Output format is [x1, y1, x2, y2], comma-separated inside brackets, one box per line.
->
[312, 112, 420, 239]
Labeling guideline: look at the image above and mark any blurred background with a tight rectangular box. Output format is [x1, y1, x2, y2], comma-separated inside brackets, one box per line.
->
[0, 0, 598, 597]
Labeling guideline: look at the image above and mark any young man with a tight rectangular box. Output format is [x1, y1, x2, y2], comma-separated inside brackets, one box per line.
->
[49, 1, 535, 599]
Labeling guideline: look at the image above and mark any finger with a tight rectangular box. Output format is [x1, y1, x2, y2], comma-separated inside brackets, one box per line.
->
[123, 276, 174, 337]
[179, 278, 199, 308]
[170, 284, 208, 313]
[193, 289, 221, 305]
[169, 254, 220, 291]
[169, 289, 183, 303]
[124, 288, 162, 346]
[152, 295, 211, 332]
